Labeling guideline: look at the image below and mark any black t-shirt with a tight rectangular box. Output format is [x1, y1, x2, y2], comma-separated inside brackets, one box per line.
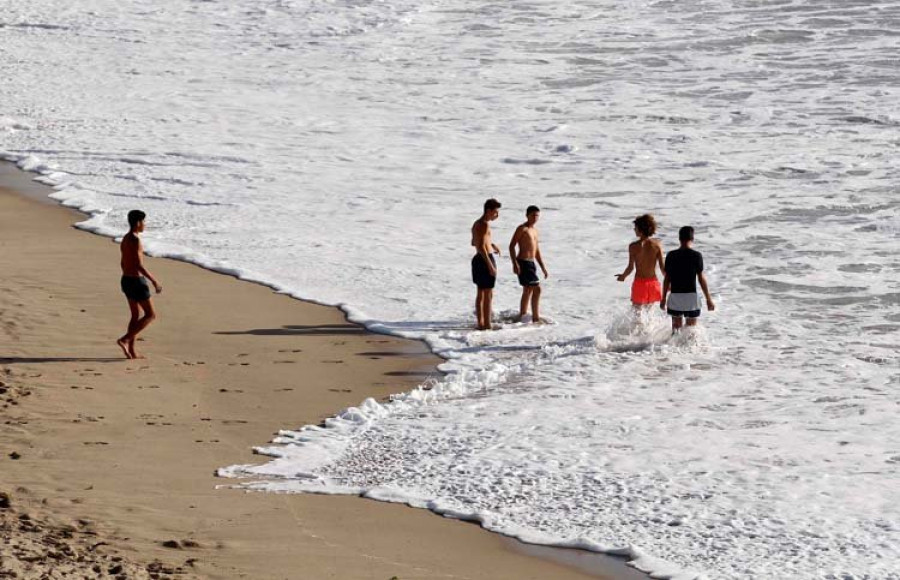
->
[665, 247, 704, 293]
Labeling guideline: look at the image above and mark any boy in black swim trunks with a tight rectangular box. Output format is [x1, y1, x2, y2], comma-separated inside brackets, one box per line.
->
[472, 198, 502, 330]
[660, 226, 715, 331]
[117, 210, 163, 359]
[509, 205, 549, 323]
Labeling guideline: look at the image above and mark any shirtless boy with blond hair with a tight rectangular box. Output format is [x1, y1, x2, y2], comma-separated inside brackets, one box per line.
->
[509, 205, 549, 323]
[616, 214, 664, 308]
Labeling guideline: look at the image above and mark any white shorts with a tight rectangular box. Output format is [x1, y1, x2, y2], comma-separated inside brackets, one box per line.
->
[667, 292, 701, 316]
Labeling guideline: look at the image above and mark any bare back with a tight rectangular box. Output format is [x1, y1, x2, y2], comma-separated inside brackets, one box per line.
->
[630, 238, 663, 278]
[120, 232, 143, 277]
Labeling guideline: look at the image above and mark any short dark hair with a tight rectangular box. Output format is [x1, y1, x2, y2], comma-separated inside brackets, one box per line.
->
[127, 210, 146, 229]
[679, 226, 695, 242]
[633, 214, 657, 238]
[484, 198, 501, 211]
[526, 205, 540, 215]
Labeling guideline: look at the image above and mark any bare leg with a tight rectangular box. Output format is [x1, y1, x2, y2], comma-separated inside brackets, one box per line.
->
[117, 300, 141, 359]
[686, 317, 699, 327]
[671, 315, 684, 333]
[125, 299, 156, 358]
[480, 289, 494, 330]
[475, 289, 485, 329]
[531, 285, 542, 323]
[517, 287, 534, 321]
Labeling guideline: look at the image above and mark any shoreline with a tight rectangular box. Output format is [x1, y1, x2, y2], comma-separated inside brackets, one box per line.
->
[0, 161, 646, 579]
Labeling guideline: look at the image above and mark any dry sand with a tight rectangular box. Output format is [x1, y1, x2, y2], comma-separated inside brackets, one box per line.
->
[0, 167, 643, 579]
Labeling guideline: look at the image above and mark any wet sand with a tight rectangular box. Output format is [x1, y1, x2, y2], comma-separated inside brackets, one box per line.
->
[0, 163, 640, 579]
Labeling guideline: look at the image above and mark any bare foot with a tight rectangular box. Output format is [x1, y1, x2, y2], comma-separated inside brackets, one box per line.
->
[127, 341, 146, 360]
[116, 338, 132, 359]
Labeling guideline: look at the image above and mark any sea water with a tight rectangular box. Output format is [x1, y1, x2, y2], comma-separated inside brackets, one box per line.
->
[2, 1, 899, 577]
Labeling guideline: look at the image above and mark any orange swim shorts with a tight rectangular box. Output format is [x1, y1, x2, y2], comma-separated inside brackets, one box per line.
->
[631, 277, 661, 305]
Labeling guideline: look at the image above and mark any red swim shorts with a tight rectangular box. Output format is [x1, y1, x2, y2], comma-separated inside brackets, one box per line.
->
[631, 277, 661, 305]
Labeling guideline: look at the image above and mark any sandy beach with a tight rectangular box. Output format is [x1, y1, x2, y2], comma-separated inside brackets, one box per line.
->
[0, 166, 641, 579]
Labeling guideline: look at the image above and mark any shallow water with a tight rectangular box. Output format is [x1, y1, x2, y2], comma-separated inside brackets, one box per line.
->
[3, 1, 899, 577]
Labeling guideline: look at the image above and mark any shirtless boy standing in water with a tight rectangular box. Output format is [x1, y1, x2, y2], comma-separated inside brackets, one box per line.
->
[117, 210, 162, 359]
[509, 205, 549, 323]
[616, 214, 664, 309]
[472, 198, 502, 330]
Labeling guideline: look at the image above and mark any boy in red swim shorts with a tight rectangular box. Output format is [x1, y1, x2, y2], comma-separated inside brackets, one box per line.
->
[616, 214, 665, 308]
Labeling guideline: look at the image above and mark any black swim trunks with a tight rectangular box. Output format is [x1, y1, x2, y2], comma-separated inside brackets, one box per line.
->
[471, 254, 496, 289]
[516, 258, 540, 287]
[121, 275, 152, 302]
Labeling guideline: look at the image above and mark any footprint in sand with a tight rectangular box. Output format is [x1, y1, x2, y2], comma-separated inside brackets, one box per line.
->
[273, 360, 296, 364]
[328, 388, 353, 393]
[160, 538, 202, 551]
[221, 419, 248, 425]
[73, 415, 102, 423]
[322, 359, 344, 364]
[274, 388, 293, 392]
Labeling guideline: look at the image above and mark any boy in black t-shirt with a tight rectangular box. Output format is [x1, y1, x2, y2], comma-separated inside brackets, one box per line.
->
[660, 226, 715, 331]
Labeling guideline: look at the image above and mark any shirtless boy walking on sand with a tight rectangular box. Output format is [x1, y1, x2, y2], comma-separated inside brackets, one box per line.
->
[472, 198, 502, 330]
[660, 226, 715, 331]
[509, 205, 549, 323]
[616, 214, 664, 308]
[117, 210, 162, 359]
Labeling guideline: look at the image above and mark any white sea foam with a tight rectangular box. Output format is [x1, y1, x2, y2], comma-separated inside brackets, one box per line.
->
[3, 1, 900, 577]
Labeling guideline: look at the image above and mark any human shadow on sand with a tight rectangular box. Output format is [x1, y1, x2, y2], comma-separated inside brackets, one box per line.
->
[383, 370, 436, 378]
[214, 324, 368, 337]
[0, 357, 122, 364]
